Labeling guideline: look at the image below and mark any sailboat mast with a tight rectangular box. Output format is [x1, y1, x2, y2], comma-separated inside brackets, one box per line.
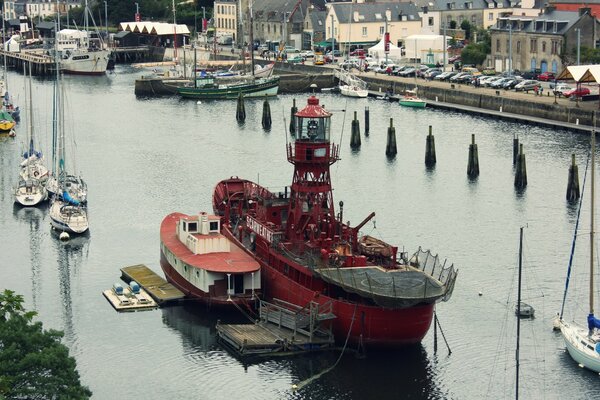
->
[172, 0, 178, 63]
[591, 129, 596, 316]
[250, 0, 254, 75]
[27, 62, 33, 154]
[516, 226, 523, 400]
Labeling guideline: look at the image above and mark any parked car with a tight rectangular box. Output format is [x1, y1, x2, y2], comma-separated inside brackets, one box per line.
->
[553, 83, 572, 96]
[339, 60, 359, 70]
[514, 80, 539, 91]
[563, 87, 591, 98]
[434, 71, 457, 81]
[286, 55, 303, 64]
[448, 55, 461, 63]
[300, 50, 314, 59]
[537, 72, 555, 81]
[520, 71, 539, 80]
[350, 49, 365, 57]
[398, 67, 416, 77]
[490, 77, 511, 89]
[503, 78, 523, 90]
[327, 50, 342, 57]
[449, 72, 468, 82]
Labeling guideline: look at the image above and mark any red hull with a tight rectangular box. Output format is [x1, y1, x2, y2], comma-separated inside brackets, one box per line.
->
[220, 227, 434, 346]
[160, 250, 247, 306]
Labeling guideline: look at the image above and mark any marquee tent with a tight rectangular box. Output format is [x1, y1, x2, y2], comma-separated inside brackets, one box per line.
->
[368, 37, 402, 61]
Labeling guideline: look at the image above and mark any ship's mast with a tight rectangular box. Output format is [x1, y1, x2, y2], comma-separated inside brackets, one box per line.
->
[286, 97, 339, 243]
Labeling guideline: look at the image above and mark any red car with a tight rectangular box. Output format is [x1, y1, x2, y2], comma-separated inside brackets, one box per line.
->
[537, 72, 555, 81]
[563, 87, 591, 98]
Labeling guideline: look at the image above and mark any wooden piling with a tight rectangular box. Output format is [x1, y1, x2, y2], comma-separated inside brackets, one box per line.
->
[236, 92, 246, 123]
[350, 111, 361, 149]
[385, 118, 397, 157]
[513, 135, 519, 165]
[566, 153, 580, 201]
[364, 106, 370, 136]
[289, 99, 297, 135]
[467, 133, 479, 178]
[261, 96, 272, 130]
[425, 125, 436, 167]
[514, 143, 528, 188]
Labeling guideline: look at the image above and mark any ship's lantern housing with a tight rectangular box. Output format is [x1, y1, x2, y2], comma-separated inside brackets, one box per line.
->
[295, 96, 331, 142]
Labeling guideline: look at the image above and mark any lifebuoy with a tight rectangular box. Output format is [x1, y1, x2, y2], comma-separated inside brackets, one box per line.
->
[34, 171, 39, 177]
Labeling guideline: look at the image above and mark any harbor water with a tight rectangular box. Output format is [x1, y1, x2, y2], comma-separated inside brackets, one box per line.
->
[1, 66, 599, 399]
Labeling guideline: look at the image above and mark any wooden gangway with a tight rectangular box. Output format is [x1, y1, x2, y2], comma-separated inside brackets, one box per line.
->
[216, 299, 336, 356]
[120, 264, 185, 304]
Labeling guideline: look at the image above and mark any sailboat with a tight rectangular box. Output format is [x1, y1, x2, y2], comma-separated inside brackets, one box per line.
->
[49, 22, 89, 235]
[14, 64, 48, 207]
[558, 129, 600, 373]
[1, 26, 20, 122]
[337, 1, 368, 98]
[56, 0, 111, 75]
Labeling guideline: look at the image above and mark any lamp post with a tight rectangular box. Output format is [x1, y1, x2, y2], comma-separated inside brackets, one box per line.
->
[576, 28, 581, 65]
[135, 2, 139, 22]
[508, 22, 512, 75]
[330, 14, 334, 56]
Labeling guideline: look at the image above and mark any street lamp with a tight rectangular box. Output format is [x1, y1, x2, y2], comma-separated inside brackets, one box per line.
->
[135, 2, 139, 21]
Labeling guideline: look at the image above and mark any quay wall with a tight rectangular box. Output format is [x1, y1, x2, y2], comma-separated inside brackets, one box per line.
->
[361, 76, 598, 127]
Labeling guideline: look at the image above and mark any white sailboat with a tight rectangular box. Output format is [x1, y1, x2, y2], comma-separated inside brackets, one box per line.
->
[558, 129, 600, 373]
[56, 0, 111, 75]
[337, 0, 368, 98]
[14, 64, 47, 207]
[49, 21, 89, 235]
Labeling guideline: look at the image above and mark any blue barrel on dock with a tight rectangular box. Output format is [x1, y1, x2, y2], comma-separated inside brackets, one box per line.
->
[130, 281, 140, 294]
[113, 283, 124, 295]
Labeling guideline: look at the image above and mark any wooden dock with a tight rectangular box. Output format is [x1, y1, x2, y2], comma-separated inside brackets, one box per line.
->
[120, 264, 185, 304]
[216, 299, 336, 356]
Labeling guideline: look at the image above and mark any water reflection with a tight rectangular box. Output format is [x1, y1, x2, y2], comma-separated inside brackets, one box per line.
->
[12, 205, 46, 310]
[52, 231, 89, 344]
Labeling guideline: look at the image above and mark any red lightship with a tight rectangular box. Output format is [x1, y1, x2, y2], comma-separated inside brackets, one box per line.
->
[212, 96, 457, 346]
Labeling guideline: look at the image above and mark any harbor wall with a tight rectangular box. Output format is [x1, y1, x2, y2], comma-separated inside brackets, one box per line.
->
[362, 76, 598, 127]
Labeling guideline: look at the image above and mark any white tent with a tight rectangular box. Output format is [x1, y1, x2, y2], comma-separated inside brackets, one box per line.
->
[403, 34, 448, 64]
[368, 37, 402, 62]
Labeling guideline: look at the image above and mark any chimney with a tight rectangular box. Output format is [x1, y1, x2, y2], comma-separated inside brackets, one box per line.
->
[579, 7, 591, 17]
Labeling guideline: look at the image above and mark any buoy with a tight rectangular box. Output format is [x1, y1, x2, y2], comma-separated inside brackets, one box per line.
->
[196, 100, 202, 104]
[292, 384, 298, 391]
[478, 291, 483, 296]
[59, 232, 70, 241]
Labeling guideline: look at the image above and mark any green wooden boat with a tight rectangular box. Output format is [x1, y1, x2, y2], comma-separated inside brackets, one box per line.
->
[177, 76, 279, 100]
[399, 89, 426, 108]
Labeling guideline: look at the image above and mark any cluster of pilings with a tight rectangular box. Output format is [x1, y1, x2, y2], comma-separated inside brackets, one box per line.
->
[248, 99, 582, 199]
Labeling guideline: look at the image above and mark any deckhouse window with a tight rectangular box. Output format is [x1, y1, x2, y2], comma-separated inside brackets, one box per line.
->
[209, 221, 219, 232]
[297, 118, 331, 141]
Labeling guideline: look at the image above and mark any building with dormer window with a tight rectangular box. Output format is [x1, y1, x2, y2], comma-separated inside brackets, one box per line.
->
[3, 0, 81, 21]
[326, 2, 422, 52]
[487, 6, 599, 73]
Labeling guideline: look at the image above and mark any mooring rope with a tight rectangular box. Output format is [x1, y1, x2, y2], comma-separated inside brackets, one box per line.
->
[292, 303, 358, 392]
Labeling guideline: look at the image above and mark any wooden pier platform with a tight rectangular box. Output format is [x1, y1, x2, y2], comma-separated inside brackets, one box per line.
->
[120, 264, 185, 304]
[217, 322, 334, 355]
[216, 299, 336, 356]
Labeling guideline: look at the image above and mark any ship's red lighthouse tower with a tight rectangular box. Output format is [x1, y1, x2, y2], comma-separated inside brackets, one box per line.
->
[286, 96, 340, 243]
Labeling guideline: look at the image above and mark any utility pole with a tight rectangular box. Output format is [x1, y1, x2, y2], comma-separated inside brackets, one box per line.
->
[330, 14, 334, 55]
[443, 22, 447, 71]
[172, 0, 177, 63]
[384, 15, 388, 66]
[576, 28, 581, 65]
[508, 22, 512, 75]
[104, 1, 108, 41]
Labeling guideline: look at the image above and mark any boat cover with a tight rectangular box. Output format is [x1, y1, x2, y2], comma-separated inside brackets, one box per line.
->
[588, 313, 600, 330]
[62, 190, 80, 206]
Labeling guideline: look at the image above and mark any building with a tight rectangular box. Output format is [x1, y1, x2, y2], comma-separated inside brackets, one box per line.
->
[487, 7, 600, 74]
[326, 2, 422, 53]
[3, 0, 81, 21]
[118, 22, 191, 48]
[214, 0, 242, 43]
[302, 7, 327, 50]
[550, 0, 600, 17]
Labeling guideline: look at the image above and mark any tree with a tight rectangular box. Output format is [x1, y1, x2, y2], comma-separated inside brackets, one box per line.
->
[449, 20, 457, 29]
[461, 42, 488, 66]
[0, 290, 92, 400]
[460, 20, 471, 41]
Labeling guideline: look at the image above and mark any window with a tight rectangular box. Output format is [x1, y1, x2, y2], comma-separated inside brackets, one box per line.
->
[496, 39, 501, 52]
[188, 222, 198, 232]
[471, 15, 476, 24]
[551, 40, 559, 55]
[516, 41, 520, 53]
[362, 27, 367, 36]
[209, 221, 219, 232]
[542, 41, 546, 52]
[380, 26, 385, 35]
[429, 17, 434, 26]
[530, 38, 537, 53]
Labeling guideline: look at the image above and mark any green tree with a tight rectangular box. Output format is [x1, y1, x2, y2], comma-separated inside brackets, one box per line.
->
[0, 290, 91, 400]
[449, 20, 457, 29]
[460, 20, 471, 41]
[461, 43, 488, 66]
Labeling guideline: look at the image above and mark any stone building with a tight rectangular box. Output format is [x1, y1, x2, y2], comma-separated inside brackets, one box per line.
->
[3, 0, 81, 21]
[487, 7, 600, 73]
